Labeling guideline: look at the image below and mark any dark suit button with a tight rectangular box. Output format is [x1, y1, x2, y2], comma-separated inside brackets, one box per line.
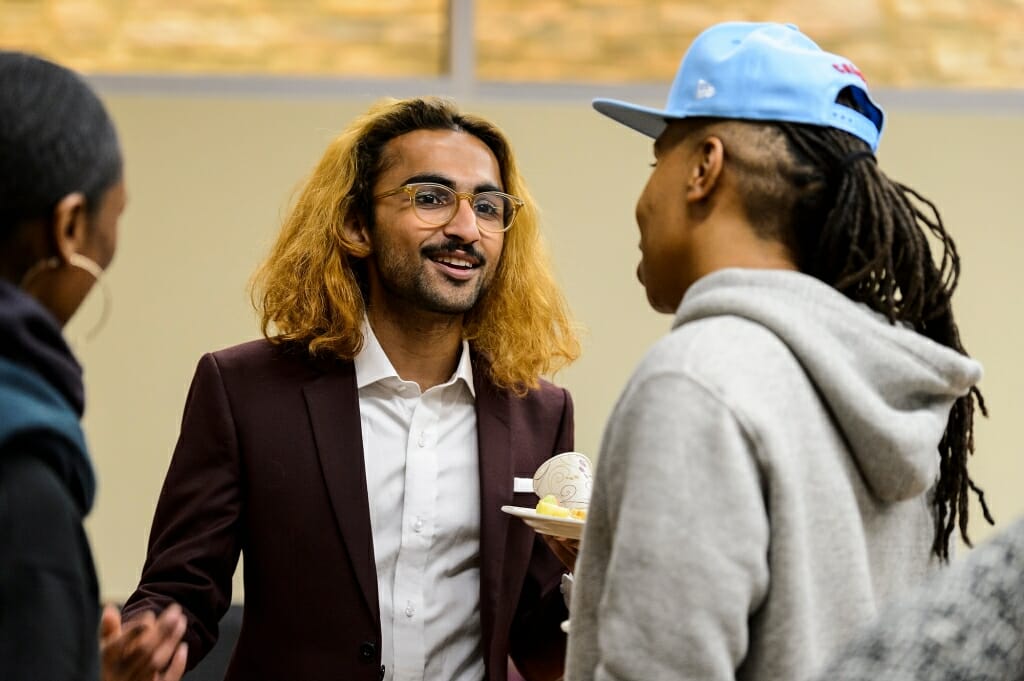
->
[359, 642, 377, 660]
[380, 665, 385, 680]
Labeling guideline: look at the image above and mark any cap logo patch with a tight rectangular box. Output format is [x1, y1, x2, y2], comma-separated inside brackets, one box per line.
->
[695, 79, 716, 99]
[833, 62, 867, 84]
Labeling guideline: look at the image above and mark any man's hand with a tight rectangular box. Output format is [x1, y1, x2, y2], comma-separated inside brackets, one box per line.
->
[100, 603, 188, 681]
[542, 535, 579, 571]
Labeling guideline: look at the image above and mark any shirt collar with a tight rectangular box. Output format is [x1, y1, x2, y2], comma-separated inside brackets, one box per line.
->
[354, 318, 476, 397]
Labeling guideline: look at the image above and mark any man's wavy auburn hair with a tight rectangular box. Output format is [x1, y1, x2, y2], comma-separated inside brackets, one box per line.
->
[252, 97, 580, 394]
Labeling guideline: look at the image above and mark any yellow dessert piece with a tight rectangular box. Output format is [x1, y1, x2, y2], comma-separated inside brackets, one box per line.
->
[569, 508, 587, 521]
[536, 494, 571, 518]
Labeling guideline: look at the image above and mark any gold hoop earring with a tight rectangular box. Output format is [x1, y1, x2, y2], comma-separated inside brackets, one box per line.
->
[20, 254, 111, 343]
[19, 256, 60, 289]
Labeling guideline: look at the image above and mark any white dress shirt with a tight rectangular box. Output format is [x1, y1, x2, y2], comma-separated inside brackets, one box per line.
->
[355, 321, 484, 681]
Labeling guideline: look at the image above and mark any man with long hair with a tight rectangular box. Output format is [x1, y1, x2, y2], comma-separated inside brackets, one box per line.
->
[123, 98, 580, 681]
[566, 22, 989, 680]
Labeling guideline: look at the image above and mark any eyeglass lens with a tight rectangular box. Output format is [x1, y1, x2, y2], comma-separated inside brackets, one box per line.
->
[411, 184, 513, 229]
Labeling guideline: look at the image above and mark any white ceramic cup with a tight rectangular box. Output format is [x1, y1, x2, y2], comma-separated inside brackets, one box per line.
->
[533, 451, 593, 509]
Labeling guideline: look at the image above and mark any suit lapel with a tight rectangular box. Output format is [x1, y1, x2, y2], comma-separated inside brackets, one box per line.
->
[303, 360, 380, 625]
[473, 355, 513, 657]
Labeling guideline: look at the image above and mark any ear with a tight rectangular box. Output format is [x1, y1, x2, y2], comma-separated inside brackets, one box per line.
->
[342, 210, 372, 253]
[686, 135, 726, 202]
[50, 192, 89, 264]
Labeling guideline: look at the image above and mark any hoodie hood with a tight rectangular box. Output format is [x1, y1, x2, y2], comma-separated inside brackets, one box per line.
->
[0, 278, 94, 511]
[674, 268, 982, 502]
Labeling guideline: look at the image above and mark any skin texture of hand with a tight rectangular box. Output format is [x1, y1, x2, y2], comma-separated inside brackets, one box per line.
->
[542, 535, 579, 571]
[100, 604, 188, 681]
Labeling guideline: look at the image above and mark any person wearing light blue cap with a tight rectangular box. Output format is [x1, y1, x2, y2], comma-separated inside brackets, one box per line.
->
[566, 22, 990, 681]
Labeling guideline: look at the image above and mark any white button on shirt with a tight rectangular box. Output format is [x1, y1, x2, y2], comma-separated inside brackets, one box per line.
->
[355, 321, 484, 681]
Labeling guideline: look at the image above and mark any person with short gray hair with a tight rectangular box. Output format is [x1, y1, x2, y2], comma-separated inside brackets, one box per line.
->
[815, 517, 1024, 681]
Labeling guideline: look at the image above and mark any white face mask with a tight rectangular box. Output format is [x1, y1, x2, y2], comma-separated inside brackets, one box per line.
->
[21, 253, 111, 344]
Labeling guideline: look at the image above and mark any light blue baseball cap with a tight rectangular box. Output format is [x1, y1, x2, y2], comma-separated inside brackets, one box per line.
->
[593, 22, 885, 151]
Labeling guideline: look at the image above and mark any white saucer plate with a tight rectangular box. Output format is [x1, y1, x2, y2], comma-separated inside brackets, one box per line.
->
[501, 505, 585, 540]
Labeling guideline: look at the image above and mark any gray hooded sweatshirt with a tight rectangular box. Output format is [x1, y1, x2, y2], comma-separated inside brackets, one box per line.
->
[566, 268, 983, 681]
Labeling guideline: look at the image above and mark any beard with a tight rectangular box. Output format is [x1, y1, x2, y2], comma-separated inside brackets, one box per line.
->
[372, 237, 495, 315]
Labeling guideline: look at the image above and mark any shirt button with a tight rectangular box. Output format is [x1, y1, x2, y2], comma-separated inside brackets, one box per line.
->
[417, 433, 426, 447]
[405, 602, 415, 617]
[414, 517, 424, 533]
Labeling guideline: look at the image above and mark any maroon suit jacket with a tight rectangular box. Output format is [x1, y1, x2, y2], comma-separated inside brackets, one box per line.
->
[123, 339, 572, 681]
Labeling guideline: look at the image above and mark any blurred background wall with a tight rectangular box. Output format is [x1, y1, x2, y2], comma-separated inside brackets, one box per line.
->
[2, 0, 1022, 602]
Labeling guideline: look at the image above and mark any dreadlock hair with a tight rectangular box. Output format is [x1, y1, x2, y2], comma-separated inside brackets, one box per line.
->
[0, 52, 122, 250]
[710, 101, 990, 561]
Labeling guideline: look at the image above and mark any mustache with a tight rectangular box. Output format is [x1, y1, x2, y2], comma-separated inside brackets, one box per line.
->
[421, 239, 486, 265]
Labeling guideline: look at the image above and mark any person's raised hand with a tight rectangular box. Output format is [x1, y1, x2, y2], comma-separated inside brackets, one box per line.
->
[100, 603, 188, 681]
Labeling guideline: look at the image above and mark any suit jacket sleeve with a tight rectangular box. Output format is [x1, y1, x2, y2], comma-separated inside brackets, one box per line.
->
[121, 353, 243, 667]
[509, 385, 574, 680]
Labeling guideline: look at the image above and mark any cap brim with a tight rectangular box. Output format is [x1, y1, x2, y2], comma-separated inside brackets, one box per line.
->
[592, 98, 672, 139]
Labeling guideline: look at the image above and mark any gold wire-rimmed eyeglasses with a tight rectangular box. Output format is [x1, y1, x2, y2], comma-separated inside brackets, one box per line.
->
[374, 182, 524, 233]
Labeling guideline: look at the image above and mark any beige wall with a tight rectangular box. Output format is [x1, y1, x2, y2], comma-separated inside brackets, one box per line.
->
[77, 94, 1024, 602]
